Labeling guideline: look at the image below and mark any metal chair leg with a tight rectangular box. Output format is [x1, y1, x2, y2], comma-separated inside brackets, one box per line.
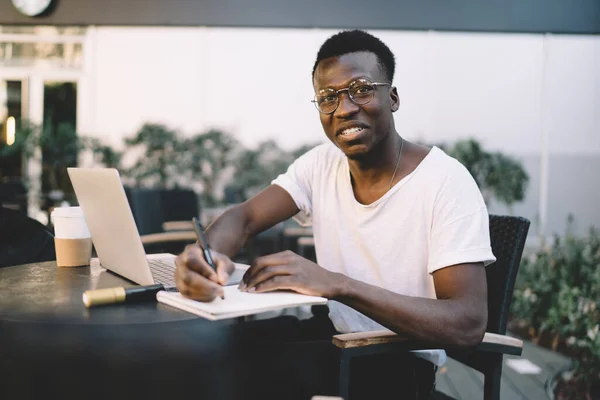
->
[483, 355, 503, 400]
[338, 351, 351, 400]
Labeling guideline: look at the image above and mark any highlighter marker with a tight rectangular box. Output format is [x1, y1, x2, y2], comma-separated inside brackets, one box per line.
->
[82, 284, 164, 308]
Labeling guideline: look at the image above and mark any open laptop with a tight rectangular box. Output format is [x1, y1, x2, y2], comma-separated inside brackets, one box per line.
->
[67, 168, 244, 289]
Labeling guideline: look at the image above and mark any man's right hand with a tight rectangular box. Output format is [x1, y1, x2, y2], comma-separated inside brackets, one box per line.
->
[175, 244, 235, 301]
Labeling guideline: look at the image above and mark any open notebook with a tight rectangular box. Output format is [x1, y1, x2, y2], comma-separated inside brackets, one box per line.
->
[156, 285, 328, 320]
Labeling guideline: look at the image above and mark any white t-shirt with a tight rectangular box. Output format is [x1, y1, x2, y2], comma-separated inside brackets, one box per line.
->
[272, 143, 496, 366]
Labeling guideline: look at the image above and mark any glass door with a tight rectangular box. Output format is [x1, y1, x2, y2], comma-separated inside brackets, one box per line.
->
[0, 79, 28, 211]
[0, 25, 86, 218]
[41, 80, 78, 206]
[1, 80, 25, 177]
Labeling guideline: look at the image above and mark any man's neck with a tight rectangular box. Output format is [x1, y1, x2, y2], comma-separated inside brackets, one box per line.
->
[348, 133, 403, 189]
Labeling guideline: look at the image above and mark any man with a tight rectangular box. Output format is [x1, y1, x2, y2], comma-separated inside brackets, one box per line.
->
[175, 30, 496, 399]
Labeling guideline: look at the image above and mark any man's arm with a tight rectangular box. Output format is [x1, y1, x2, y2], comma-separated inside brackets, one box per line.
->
[241, 256, 488, 349]
[205, 184, 300, 258]
[334, 262, 488, 348]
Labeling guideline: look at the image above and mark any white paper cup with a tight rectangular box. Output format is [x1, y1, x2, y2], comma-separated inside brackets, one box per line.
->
[51, 206, 90, 239]
[51, 206, 92, 267]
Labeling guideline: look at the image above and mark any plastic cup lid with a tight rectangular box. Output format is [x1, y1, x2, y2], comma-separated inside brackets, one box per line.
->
[51, 206, 85, 218]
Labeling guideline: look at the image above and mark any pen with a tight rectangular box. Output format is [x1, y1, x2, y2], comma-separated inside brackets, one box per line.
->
[82, 284, 164, 308]
[192, 217, 217, 271]
[192, 217, 224, 299]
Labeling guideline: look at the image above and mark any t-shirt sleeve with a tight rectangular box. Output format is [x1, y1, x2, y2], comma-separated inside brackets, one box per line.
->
[428, 162, 497, 274]
[271, 146, 317, 221]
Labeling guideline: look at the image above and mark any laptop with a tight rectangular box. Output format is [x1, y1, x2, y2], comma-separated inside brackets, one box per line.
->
[67, 168, 244, 289]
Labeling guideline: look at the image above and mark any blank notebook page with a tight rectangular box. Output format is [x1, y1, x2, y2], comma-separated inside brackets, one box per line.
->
[157, 285, 327, 320]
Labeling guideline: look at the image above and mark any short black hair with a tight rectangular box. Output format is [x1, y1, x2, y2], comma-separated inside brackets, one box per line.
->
[312, 30, 395, 82]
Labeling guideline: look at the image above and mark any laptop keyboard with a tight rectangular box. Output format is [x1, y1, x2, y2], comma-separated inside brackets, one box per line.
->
[148, 258, 176, 287]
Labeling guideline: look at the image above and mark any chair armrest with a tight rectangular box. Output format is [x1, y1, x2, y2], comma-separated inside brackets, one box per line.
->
[332, 331, 523, 356]
[140, 231, 197, 245]
[162, 220, 195, 231]
[332, 330, 407, 348]
[474, 332, 523, 355]
[297, 236, 315, 247]
[283, 227, 313, 237]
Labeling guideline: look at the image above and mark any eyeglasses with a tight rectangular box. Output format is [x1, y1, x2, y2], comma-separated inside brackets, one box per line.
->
[311, 78, 391, 114]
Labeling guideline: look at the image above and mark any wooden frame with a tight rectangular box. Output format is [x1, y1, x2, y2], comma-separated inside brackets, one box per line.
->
[333, 331, 523, 355]
[140, 230, 196, 246]
[332, 331, 523, 400]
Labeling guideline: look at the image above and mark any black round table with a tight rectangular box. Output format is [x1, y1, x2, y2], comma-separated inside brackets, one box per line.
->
[0, 260, 338, 400]
[0, 259, 198, 325]
[0, 260, 252, 399]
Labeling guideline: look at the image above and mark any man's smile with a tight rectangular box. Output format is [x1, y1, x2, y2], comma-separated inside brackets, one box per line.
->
[340, 127, 363, 136]
[335, 122, 370, 141]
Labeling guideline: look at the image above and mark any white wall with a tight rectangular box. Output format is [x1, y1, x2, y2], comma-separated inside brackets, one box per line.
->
[81, 27, 208, 147]
[79, 26, 599, 235]
[83, 27, 600, 155]
[544, 35, 600, 155]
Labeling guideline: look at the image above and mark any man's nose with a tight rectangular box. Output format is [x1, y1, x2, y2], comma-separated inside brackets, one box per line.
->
[334, 91, 359, 117]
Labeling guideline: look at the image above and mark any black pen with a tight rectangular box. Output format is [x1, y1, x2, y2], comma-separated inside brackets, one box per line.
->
[192, 217, 224, 299]
[82, 284, 164, 308]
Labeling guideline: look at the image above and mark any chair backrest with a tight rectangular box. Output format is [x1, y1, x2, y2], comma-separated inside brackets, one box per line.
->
[0, 179, 27, 212]
[0, 207, 56, 267]
[124, 188, 165, 235]
[124, 187, 200, 236]
[486, 215, 530, 334]
[159, 188, 200, 223]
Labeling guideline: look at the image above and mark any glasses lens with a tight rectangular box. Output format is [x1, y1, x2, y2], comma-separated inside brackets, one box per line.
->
[315, 90, 338, 113]
[349, 80, 375, 105]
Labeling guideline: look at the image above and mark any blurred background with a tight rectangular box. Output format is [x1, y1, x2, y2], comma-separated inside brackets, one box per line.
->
[0, 0, 598, 239]
[0, 1, 598, 398]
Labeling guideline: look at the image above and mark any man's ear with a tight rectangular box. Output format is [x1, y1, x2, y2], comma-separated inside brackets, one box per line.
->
[390, 87, 400, 112]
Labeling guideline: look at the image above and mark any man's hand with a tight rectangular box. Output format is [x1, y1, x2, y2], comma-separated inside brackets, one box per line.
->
[175, 244, 235, 301]
[239, 250, 342, 298]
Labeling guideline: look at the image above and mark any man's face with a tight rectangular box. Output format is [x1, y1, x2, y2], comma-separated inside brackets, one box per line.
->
[313, 52, 399, 159]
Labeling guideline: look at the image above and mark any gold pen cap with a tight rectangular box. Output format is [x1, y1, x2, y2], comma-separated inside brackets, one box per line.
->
[82, 287, 126, 308]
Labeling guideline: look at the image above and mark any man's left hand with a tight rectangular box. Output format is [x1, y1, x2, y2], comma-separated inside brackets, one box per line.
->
[239, 250, 342, 298]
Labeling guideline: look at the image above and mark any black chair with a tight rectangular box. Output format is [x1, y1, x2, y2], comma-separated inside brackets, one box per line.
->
[247, 223, 285, 259]
[124, 187, 200, 254]
[0, 179, 27, 212]
[0, 207, 56, 268]
[331, 215, 531, 400]
[223, 185, 246, 204]
[160, 189, 201, 226]
[124, 188, 165, 236]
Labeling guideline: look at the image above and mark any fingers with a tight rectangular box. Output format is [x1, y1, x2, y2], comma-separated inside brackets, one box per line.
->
[242, 264, 292, 292]
[175, 255, 224, 301]
[250, 275, 303, 294]
[181, 244, 219, 284]
[212, 251, 236, 285]
[174, 244, 235, 301]
[242, 250, 296, 286]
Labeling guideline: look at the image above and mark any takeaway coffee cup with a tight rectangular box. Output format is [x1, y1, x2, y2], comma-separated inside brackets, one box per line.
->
[51, 206, 92, 267]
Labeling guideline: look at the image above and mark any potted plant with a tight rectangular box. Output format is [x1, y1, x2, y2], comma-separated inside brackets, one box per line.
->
[121, 123, 184, 189]
[178, 129, 241, 206]
[1, 119, 83, 213]
[440, 138, 529, 209]
[39, 120, 81, 204]
[511, 224, 600, 400]
[82, 136, 123, 169]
